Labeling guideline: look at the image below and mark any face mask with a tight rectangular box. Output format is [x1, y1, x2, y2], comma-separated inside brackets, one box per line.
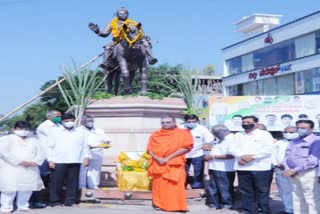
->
[242, 124, 255, 130]
[14, 130, 31, 137]
[84, 122, 94, 129]
[184, 123, 198, 129]
[297, 128, 309, 137]
[284, 132, 299, 140]
[52, 116, 62, 124]
[213, 130, 227, 140]
[63, 121, 75, 129]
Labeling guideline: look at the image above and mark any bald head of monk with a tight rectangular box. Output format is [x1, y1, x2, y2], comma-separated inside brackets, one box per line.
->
[160, 115, 177, 130]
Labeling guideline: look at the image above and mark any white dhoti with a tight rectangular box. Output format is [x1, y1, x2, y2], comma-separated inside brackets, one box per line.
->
[79, 149, 103, 189]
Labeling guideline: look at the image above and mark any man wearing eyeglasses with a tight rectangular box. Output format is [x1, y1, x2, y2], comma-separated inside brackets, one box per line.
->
[147, 115, 193, 212]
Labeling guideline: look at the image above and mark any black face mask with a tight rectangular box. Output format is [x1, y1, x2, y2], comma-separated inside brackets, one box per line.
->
[242, 124, 255, 130]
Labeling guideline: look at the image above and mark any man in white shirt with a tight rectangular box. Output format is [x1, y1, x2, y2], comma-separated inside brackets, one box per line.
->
[0, 121, 45, 213]
[78, 115, 111, 189]
[273, 126, 297, 214]
[30, 110, 61, 208]
[204, 124, 235, 212]
[229, 116, 274, 214]
[37, 110, 62, 142]
[36, 110, 62, 168]
[47, 113, 91, 207]
[181, 114, 214, 189]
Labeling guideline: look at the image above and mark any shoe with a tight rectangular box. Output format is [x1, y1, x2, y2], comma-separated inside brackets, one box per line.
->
[17, 208, 30, 212]
[220, 208, 239, 213]
[31, 202, 47, 209]
[191, 185, 204, 189]
[148, 58, 158, 65]
[64, 203, 79, 207]
[18, 208, 30, 212]
[152, 204, 163, 211]
[50, 202, 63, 207]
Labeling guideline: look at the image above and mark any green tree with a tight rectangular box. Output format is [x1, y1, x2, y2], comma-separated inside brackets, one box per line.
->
[23, 102, 49, 128]
[130, 63, 181, 97]
[0, 102, 48, 131]
[153, 65, 201, 115]
[201, 64, 215, 76]
[40, 78, 69, 113]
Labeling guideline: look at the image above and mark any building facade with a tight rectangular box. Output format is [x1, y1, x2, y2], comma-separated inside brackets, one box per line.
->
[222, 11, 320, 96]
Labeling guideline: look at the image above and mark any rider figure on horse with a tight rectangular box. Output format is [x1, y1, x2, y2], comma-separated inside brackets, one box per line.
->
[89, 7, 158, 69]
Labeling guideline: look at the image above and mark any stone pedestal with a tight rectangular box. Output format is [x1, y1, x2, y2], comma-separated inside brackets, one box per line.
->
[85, 96, 187, 187]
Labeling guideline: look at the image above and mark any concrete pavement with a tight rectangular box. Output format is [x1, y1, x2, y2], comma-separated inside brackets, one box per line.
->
[24, 195, 284, 214]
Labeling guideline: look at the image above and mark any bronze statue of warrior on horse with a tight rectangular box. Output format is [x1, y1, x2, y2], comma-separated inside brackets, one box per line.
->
[88, 7, 158, 95]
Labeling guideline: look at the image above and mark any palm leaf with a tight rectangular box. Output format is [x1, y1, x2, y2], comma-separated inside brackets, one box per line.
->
[58, 64, 106, 126]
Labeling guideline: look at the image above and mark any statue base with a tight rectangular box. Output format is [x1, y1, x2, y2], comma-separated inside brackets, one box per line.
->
[85, 96, 187, 187]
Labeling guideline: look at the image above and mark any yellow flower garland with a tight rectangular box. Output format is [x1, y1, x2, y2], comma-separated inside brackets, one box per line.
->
[116, 151, 151, 172]
[110, 17, 144, 47]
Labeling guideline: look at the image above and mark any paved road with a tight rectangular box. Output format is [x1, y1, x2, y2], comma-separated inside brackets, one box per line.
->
[24, 195, 284, 214]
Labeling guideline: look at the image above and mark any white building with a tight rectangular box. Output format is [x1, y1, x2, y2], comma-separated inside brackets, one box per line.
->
[222, 11, 320, 96]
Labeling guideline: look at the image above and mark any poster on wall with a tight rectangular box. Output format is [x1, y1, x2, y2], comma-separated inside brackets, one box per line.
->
[209, 95, 320, 131]
[193, 95, 210, 127]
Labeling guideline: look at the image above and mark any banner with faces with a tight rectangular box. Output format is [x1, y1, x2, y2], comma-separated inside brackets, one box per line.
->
[208, 95, 320, 131]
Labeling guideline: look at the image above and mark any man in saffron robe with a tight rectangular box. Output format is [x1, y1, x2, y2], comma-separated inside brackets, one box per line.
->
[147, 115, 193, 212]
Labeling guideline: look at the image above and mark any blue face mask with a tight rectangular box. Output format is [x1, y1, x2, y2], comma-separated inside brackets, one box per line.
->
[184, 122, 198, 129]
[297, 128, 309, 137]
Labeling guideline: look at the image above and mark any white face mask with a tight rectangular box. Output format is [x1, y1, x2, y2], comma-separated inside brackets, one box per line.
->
[63, 121, 75, 129]
[284, 132, 299, 140]
[14, 130, 31, 137]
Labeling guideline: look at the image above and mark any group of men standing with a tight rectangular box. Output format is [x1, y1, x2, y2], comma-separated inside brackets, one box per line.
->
[1, 110, 320, 213]
[146, 114, 320, 214]
[0, 110, 110, 213]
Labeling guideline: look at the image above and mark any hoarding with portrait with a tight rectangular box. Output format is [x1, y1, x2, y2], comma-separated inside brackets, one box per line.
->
[209, 95, 320, 131]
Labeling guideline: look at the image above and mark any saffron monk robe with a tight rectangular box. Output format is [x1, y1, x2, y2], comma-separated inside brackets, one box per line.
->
[147, 115, 193, 212]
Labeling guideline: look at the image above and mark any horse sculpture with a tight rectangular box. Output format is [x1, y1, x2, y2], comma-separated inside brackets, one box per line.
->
[100, 23, 148, 95]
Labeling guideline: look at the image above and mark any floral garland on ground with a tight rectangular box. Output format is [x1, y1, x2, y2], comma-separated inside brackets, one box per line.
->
[116, 152, 151, 172]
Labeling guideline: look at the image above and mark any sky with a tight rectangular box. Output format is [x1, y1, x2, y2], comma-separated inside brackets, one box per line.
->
[0, 0, 319, 115]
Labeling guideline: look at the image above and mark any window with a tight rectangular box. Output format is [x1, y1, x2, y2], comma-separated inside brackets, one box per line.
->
[301, 68, 320, 93]
[315, 30, 320, 53]
[243, 81, 258, 95]
[253, 40, 295, 70]
[242, 53, 254, 72]
[295, 33, 316, 58]
[226, 57, 242, 75]
[226, 84, 243, 96]
[277, 74, 294, 95]
[227, 74, 295, 96]
[257, 78, 278, 95]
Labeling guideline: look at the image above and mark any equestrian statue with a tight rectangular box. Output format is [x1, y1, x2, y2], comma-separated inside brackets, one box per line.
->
[88, 7, 158, 95]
